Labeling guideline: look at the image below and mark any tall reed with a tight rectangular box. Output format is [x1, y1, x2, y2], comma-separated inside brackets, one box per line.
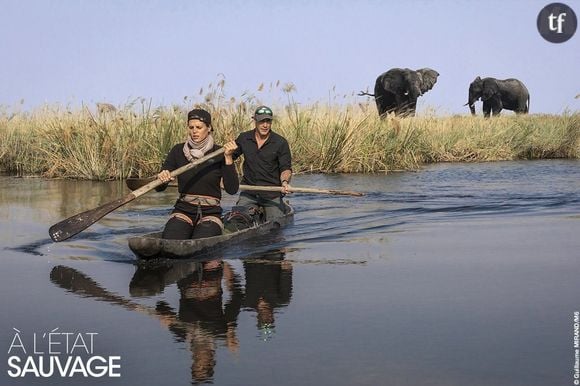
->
[0, 83, 578, 180]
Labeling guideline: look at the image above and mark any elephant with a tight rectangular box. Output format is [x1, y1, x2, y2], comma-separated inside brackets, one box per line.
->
[466, 77, 529, 117]
[359, 68, 439, 117]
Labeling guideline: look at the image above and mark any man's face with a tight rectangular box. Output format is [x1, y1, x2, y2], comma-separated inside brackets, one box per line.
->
[255, 119, 272, 137]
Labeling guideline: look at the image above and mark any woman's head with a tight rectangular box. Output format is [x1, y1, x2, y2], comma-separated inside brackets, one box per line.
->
[187, 109, 212, 143]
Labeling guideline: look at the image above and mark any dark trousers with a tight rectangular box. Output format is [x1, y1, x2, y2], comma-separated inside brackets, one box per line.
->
[236, 192, 286, 221]
[162, 215, 221, 240]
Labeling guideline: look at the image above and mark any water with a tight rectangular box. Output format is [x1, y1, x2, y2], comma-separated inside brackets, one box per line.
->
[0, 160, 579, 385]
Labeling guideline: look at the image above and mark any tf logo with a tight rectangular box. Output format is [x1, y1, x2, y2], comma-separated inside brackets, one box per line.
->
[537, 3, 577, 43]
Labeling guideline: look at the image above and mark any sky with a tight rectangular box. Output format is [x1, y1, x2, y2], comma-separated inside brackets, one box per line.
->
[1, 0, 579, 115]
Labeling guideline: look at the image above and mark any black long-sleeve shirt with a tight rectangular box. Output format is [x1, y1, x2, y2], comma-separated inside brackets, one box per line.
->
[233, 130, 292, 197]
[157, 143, 239, 215]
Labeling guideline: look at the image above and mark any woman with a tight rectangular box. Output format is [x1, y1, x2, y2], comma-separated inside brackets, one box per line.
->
[157, 108, 239, 239]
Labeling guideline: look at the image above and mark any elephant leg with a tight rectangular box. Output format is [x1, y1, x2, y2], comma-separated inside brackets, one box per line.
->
[385, 98, 398, 115]
[375, 96, 388, 117]
[482, 101, 492, 118]
[405, 98, 418, 117]
[515, 99, 527, 114]
[375, 98, 385, 116]
[393, 94, 408, 116]
[398, 97, 417, 117]
[491, 98, 503, 117]
[377, 93, 396, 118]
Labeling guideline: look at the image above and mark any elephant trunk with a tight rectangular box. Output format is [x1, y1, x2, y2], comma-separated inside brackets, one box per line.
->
[468, 103, 476, 115]
[466, 93, 478, 115]
[408, 84, 422, 100]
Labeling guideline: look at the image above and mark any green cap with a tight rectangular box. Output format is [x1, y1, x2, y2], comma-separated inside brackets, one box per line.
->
[254, 105, 273, 122]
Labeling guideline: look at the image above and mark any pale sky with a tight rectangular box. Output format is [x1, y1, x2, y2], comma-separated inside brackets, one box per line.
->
[1, 0, 579, 114]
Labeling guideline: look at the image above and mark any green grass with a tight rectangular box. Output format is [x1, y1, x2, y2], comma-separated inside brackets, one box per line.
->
[1, 93, 578, 180]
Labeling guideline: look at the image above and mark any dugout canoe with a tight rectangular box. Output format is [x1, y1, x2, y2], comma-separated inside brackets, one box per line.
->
[128, 204, 294, 260]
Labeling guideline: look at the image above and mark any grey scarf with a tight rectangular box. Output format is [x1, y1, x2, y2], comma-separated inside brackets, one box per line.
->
[183, 134, 214, 162]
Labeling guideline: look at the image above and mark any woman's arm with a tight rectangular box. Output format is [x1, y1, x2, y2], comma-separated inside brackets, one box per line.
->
[222, 141, 239, 194]
[155, 145, 179, 192]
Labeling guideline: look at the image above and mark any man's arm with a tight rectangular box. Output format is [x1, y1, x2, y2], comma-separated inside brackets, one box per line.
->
[278, 139, 292, 193]
[280, 169, 292, 185]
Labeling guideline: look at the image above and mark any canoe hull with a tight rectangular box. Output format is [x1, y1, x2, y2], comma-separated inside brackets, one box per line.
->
[128, 205, 294, 260]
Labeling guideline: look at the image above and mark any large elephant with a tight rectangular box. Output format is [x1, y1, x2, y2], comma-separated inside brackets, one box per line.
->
[359, 68, 439, 117]
[466, 77, 529, 117]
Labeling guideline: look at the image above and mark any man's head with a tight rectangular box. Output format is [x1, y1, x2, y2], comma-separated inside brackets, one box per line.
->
[253, 106, 273, 138]
[254, 105, 273, 122]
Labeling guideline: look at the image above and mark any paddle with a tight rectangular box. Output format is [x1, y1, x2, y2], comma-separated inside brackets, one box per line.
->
[49, 148, 225, 242]
[50, 265, 160, 316]
[241, 185, 364, 197]
[126, 178, 364, 197]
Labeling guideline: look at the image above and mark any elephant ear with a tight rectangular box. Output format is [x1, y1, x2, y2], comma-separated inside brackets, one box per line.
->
[417, 68, 439, 93]
[377, 72, 394, 94]
[482, 78, 499, 101]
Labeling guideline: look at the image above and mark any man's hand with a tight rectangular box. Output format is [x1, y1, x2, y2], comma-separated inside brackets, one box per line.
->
[280, 169, 292, 194]
[281, 180, 291, 194]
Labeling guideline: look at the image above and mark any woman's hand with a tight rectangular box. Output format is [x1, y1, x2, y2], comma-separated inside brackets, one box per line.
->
[157, 170, 173, 183]
[223, 140, 238, 165]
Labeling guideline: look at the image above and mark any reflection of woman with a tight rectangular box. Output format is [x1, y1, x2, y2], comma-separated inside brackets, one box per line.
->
[157, 109, 239, 240]
[156, 261, 243, 384]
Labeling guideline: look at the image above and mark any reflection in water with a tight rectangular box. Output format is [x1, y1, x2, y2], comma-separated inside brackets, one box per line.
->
[50, 249, 293, 385]
[148, 260, 243, 384]
[241, 249, 293, 341]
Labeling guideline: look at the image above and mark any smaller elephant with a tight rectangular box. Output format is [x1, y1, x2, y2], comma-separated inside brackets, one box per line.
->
[359, 68, 439, 117]
[466, 77, 529, 117]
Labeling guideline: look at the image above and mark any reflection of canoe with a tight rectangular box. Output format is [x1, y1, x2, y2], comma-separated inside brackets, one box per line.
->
[128, 204, 294, 260]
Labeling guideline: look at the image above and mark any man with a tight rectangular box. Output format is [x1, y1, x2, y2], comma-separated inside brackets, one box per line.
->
[233, 105, 292, 220]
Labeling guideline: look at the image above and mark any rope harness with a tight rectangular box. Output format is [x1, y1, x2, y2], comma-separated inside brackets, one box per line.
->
[170, 194, 224, 230]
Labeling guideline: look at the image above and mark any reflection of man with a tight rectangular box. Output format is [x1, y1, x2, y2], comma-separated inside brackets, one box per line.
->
[242, 250, 293, 339]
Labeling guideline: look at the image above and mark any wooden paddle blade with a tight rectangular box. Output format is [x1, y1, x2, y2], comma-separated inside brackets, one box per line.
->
[126, 177, 154, 191]
[50, 266, 148, 311]
[49, 195, 134, 242]
[50, 265, 106, 295]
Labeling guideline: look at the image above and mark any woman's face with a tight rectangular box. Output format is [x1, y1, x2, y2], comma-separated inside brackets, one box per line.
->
[187, 119, 211, 142]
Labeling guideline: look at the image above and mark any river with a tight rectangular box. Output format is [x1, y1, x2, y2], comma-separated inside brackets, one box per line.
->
[0, 160, 579, 385]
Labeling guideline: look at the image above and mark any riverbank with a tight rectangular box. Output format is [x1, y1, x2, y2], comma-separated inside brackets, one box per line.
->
[1, 100, 578, 179]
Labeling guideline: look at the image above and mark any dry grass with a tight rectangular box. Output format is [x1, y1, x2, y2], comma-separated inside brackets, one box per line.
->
[1, 84, 578, 180]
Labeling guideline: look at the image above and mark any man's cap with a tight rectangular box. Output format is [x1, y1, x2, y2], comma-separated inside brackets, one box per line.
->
[253, 106, 273, 122]
[187, 109, 212, 126]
